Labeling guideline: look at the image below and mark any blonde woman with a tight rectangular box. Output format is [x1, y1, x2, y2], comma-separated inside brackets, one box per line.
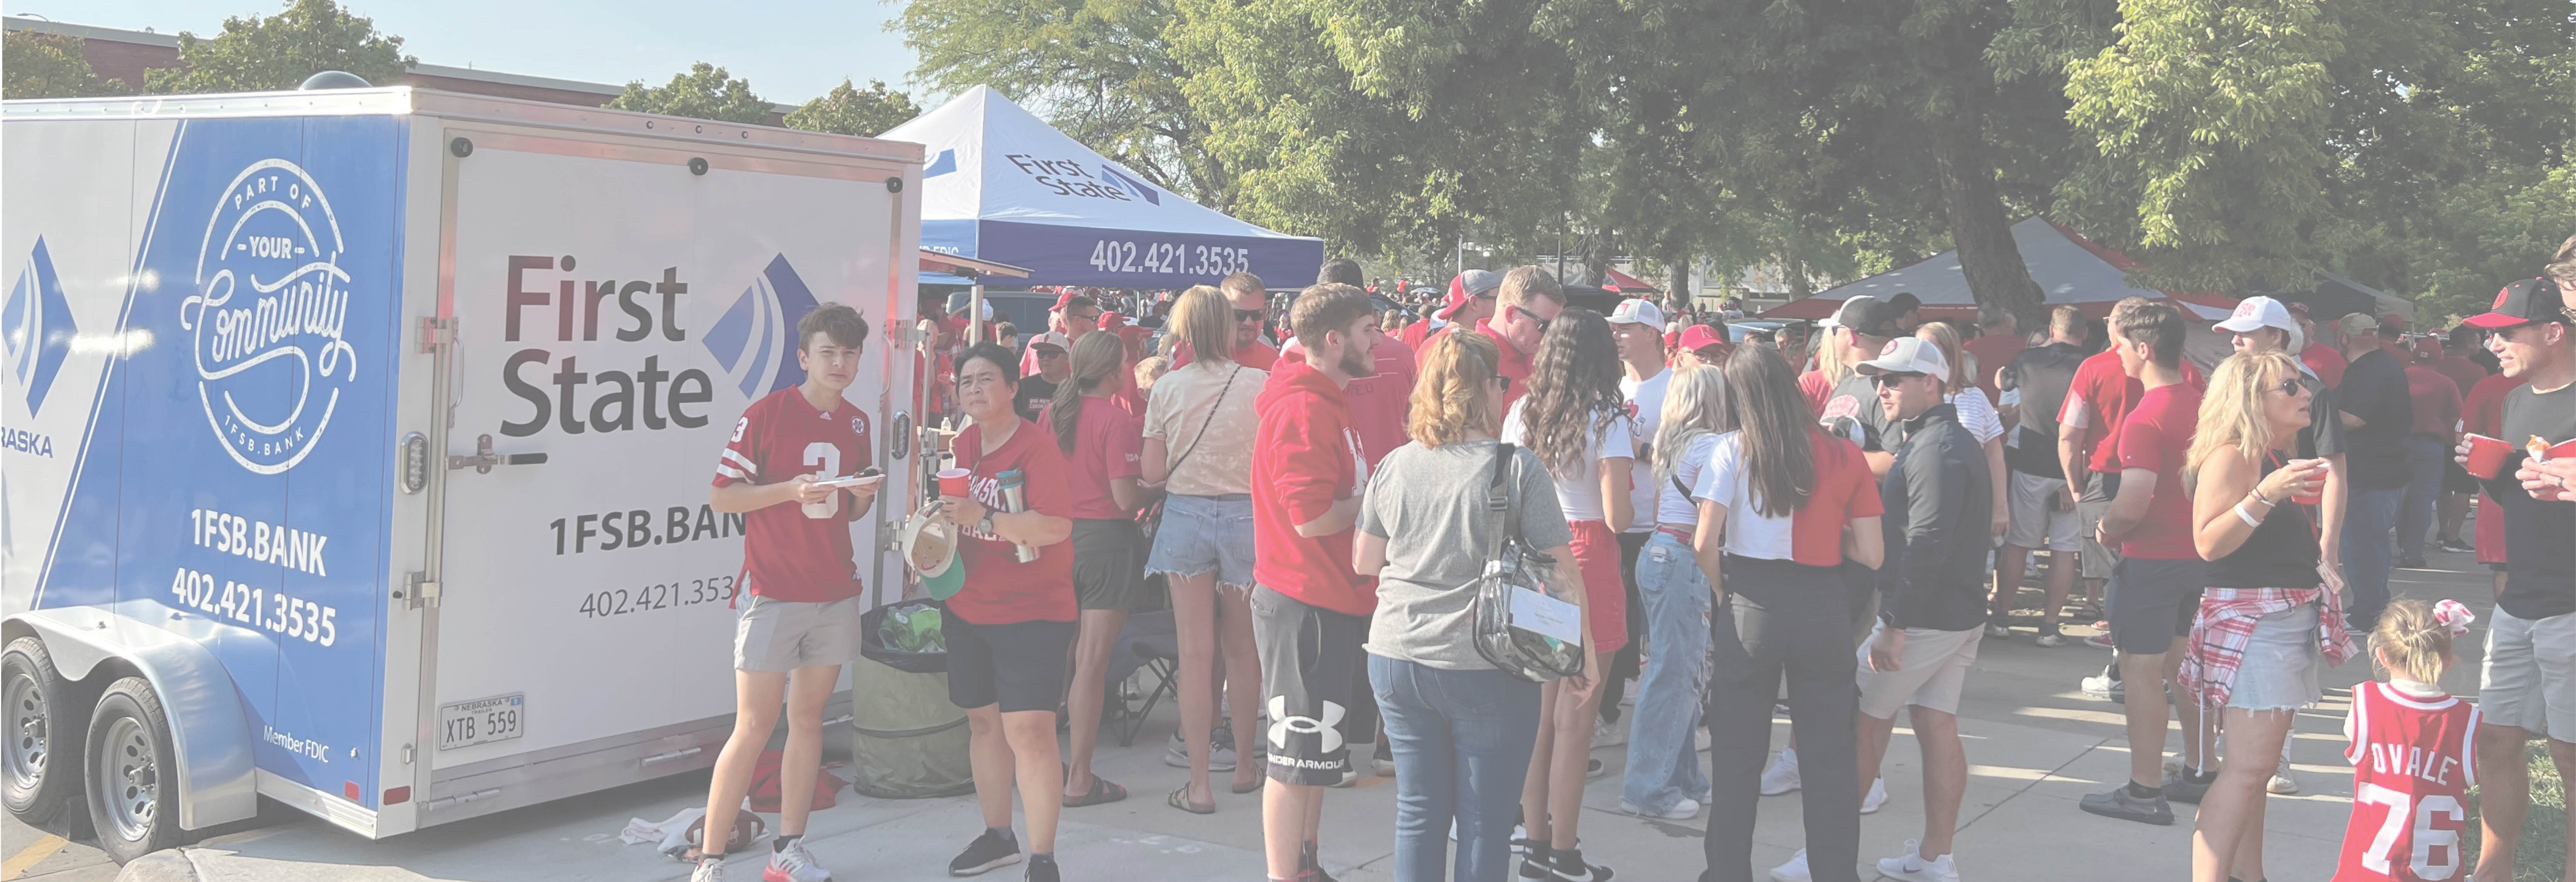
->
[1619, 366, 1729, 820]
[2178, 351, 2350, 882]
[1141, 285, 1268, 811]
[1915, 322, 2011, 545]
[1353, 330, 1583, 882]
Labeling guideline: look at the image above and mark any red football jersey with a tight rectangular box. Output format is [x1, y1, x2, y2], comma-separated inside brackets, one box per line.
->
[712, 387, 873, 603]
[2335, 682, 2479, 882]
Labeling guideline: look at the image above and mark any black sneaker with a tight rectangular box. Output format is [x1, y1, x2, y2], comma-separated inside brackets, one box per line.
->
[1024, 854, 1058, 882]
[1519, 845, 1555, 880]
[949, 829, 1022, 876]
[1547, 846, 1614, 882]
[2080, 784, 2175, 825]
[2162, 768, 2217, 804]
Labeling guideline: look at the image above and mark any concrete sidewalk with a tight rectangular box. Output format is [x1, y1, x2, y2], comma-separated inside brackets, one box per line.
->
[41, 551, 2501, 882]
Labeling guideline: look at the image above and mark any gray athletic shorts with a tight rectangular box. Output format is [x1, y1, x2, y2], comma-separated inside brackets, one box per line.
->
[1251, 584, 1365, 786]
[734, 595, 864, 672]
[2482, 607, 2576, 741]
[2005, 472, 2081, 552]
[2076, 471, 2121, 580]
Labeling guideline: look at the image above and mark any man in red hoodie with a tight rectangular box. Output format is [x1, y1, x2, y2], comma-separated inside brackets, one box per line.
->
[1251, 282, 1381, 882]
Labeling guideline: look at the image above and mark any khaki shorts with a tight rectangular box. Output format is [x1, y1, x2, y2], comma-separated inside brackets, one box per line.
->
[734, 595, 864, 672]
[1855, 623, 1983, 718]
[2482, 607, 2576, 741]
[2005, 472, 2081, 552]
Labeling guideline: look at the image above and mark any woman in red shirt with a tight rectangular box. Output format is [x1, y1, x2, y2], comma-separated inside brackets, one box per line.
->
[1044, 332, 1150, 809]
[937, 343, 1079, 881]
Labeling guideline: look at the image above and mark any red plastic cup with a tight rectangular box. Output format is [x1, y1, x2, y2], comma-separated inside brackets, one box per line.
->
[936, 468, 971, 499]
[2544, 437, 2576, 463]
[2464, 434, 2511, 479]
[2290, 459, 2326, 506]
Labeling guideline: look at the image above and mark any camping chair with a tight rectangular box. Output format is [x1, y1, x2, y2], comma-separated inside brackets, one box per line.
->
[1112, 609, 1180, 747]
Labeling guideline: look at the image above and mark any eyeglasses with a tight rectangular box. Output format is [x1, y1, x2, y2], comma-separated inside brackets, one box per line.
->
[1871, 371, 1925, 388]
[1068, 311, 1101, 324]
[1234, 308, 1265, 322]
[2270, 377, 2301, 395]
[1511, 305, 1551, 334]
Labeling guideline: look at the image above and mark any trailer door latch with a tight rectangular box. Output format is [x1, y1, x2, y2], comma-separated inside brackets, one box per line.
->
[448, 434, 548, 473]
[398, 572, 440, 608]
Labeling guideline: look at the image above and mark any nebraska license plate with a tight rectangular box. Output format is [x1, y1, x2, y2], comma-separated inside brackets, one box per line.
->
[437, 693, 524, 750]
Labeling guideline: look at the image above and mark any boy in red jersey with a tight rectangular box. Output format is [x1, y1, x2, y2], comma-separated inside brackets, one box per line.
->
[695, 304, 879, 882]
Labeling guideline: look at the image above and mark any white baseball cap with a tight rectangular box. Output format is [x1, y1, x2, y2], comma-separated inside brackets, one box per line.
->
[2215, 296, 2297, 336]
[1854, 336, 1951, 379]
[1608, 298, 1667, 327]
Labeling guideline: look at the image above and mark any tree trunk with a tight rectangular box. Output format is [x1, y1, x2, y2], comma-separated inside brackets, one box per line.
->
[1926, 100, 2046, 332]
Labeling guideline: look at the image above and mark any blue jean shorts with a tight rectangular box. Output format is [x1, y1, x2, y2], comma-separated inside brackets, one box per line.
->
[1146, 493, 1256, 590]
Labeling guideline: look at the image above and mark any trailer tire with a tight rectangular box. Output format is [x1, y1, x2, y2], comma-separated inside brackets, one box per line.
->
[86, 677, 181, 864]
[2, 636, 86, 824]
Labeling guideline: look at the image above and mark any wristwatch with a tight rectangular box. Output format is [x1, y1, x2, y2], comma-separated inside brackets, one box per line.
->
[977, 512, 995, 535]
[1878, 610, 1901, 629]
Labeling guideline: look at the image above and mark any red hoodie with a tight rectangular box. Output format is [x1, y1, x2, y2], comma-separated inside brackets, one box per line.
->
[1251, 363, 1375, 616]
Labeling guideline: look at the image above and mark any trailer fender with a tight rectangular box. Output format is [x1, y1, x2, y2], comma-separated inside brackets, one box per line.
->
[6, 606, 260, 830]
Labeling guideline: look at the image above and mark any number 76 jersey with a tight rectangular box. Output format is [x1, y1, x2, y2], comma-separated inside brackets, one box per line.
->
[2335, 682, 2480, 882]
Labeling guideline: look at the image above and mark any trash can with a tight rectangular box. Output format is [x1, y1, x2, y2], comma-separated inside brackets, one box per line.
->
[850, 600, 974, 799]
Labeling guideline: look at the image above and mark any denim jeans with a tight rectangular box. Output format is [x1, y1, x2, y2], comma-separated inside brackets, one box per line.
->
[2341, 487, 2403, 629]
[1622, 532, 1712, 813]
[2398, 434, 2446, 564]
[1368, 653, 1540, 882]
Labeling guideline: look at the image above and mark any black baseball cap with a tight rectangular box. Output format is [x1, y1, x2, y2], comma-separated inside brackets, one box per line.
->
[2463, 276, 2571, 329]
[1887, 292, 1923, 314]
[1840, 299, 1907, 338]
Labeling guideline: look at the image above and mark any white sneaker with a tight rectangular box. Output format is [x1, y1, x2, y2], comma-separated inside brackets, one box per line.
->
[692, 858, 727, 882]
[1593, 717, 1629, 748]
[1760, 748, 1801, 796]
[765, 840, 831, 882]
[1768, 848, 1812, 882]
[2035, 633, 2068, 648]
[2268, 756, 2299, 795]
[1984, 623, 2011, 639]
[1860, 777, 1887, 814]
[1617, 798, 1701, 820]
[2080, 671, 2116, 698]
[1876, 841, 1959, 882]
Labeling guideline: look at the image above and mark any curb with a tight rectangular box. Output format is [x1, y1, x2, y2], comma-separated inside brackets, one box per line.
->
[112, 850, 198, 882]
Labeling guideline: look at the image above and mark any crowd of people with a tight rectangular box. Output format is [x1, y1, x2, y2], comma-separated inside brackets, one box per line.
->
[685, 237, 2576, 882]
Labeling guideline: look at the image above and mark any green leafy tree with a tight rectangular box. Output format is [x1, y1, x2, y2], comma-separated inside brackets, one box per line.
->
[143, 0, 414, 94]
[606, 62, 772, 125]
[784, 78, 920, 137]
[899, 0, 1226, 205]
[3, 30, 130, 98]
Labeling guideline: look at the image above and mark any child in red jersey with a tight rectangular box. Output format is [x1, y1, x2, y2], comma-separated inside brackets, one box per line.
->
[696, 304, 879, 882]
[2335, 599, 2481, 882]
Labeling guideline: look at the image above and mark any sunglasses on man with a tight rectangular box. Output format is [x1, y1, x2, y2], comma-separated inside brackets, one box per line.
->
[1511, 305, 1551, 334]
[1871, 371, 1926, 388]
[1235, 308, 1264, 322]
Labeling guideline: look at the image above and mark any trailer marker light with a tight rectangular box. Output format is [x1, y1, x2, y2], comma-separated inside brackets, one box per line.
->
[384, 787, 410, 805]
[345, 781, 362, 801]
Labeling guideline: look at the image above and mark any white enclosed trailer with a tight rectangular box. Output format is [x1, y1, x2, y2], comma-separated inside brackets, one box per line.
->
[0, 87, 926, 861]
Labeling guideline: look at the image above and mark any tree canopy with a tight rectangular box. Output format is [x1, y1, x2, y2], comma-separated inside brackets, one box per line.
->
[143, 0, 413, 94]
[605, 62, 774, 125]
[3, 31, 130, 99]
[783, 78, 920, 137]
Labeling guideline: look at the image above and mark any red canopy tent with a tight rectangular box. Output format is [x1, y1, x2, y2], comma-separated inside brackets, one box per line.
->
[1602, 267, 1660, 295]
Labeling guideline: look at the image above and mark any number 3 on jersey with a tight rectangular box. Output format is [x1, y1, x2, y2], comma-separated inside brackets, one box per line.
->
[2356, 782, 2463, 880]
[801, 442, 840, 519]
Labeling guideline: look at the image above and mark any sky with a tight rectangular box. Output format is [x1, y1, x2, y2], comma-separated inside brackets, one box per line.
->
[10, 0, 928, 106]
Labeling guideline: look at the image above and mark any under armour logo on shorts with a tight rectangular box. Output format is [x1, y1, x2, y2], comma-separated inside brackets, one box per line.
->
[1268, 696, 1345, 754]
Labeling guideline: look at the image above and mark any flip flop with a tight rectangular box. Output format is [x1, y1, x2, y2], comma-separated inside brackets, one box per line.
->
[1167, 784, 1216, 814]
[1062, 775, 1127, 807]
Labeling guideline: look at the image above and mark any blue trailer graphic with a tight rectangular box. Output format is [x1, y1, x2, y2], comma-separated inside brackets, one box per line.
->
[2, 88, 923, 863]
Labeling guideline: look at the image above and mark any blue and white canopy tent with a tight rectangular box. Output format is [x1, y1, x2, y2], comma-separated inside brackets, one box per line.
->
[887, 85, 1325, 291]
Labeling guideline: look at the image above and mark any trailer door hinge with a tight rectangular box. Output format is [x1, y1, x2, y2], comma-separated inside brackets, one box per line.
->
[417, 317, 456, 354]
[399, 572, 440, 608]
[875, 518, 902, 552]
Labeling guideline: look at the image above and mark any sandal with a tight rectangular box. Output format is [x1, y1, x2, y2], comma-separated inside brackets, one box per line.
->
[1167, 784, 1216, 814]
[1062, 774, 1127, 807]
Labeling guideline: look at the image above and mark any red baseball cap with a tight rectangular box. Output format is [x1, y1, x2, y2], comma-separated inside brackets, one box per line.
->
[1677, 324, 1724, 354]
[1437, 270, 1504, 319]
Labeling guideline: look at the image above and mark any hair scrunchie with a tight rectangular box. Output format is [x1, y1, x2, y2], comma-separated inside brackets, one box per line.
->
[2432, 599, 2477, 637]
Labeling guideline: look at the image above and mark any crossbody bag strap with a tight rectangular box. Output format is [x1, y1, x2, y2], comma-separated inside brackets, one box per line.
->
[1484, 442, 1515, 565]
[1166, 365, 1241, 478]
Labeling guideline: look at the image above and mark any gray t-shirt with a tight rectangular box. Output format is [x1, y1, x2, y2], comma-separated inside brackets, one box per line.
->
[1357, 439, 1575, 670]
